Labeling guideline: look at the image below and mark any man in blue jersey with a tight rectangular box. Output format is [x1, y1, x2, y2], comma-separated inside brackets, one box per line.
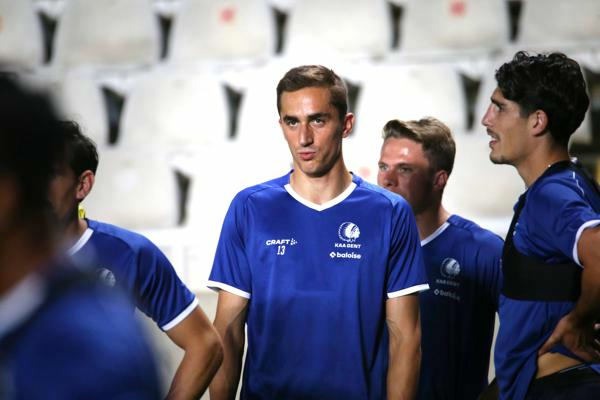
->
[481, 51, 600, 399]
[208, 65, 429, 399]
[48, 121, 223, 399]
[0, 75, 161, 398]
[377, 117, 503, 400]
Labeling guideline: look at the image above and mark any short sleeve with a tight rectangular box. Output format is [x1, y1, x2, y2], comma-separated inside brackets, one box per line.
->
[207, 193, 253, 299]
[386, 201, 429, 298]
[526, 180, 600, 266]
[475, 232, 504, 310]
[134, 240, 197, 331]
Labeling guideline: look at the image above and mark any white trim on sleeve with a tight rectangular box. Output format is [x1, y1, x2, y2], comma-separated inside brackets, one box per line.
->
[207, 280, 251, 299]
[161, 298, 199, 331]
[387, 283, 430, 298]
[573, 219, 600, 267]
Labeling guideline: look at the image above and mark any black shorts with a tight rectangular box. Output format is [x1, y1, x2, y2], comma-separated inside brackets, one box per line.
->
[525, 364, 600, 400]
[478, 365, 600, 400]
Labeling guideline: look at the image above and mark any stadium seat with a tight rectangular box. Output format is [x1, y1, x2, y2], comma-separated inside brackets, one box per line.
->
[52, 0, 160, 68]
[119, 68, 230, 151]
[398, 0, 510, 56]
[516, 0, 600, 50]
[83, 148, 179, 229]
[354, 63, 468, 139]
[0, 0, 44, 69]
[168, 0, 275, 67]
[284, 0, 391, 60]
[55, 70, 110, 148]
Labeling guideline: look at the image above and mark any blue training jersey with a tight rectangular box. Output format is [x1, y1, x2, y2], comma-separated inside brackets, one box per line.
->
[495, 165, 600, 400]
[417, 215, 503, 400]
[0, 265, 162, 399]
[69, 219, 197, 331]
[208, 172, 429, 399]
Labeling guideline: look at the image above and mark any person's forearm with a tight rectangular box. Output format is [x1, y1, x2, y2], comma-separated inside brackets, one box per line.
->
[387, 332, 421, 399]
[209, 327, 245, 400]
[166, 331, 223, 400]
[572, 262, 600, 324]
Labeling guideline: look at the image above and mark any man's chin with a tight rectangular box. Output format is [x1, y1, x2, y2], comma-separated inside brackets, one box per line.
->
[489, 153, 509, 165]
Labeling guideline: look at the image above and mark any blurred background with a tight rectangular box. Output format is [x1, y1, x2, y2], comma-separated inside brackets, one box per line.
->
[3, 0, 599, 395]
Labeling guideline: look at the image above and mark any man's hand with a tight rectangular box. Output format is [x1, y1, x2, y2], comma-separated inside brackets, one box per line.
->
[538, 311, 600, 363]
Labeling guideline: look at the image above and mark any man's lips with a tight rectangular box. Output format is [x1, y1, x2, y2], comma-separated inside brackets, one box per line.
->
[298, 151, 316, 161]
[487, 130, 499, 147]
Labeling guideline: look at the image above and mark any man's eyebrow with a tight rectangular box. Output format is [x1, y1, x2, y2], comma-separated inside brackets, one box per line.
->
[491, 97, 505, 107]
[308, 112, 331, 120]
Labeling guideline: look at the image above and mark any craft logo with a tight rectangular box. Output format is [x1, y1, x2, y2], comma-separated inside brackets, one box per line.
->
[338, 222, 360, 243]
[440, 258, 460, 279]
[265, 238, 298, 246]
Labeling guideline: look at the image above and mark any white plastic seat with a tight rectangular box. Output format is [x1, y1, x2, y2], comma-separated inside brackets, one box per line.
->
[517, 0, 600, 50]
[0, 0, 44, 69]
[398, 0, 509, 55]
[168, 0, 275, 67]
[52, 0, 160, 69]
[120, 68, 230, 151]
[354, 63, 468, 140]
[83, 148, 179, 229]
[55, 70, 110, 148]
[284, 0, 391, 60]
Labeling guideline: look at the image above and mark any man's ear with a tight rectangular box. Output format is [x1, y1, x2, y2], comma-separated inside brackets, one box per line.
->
[530, 110, 549, 137]
[342, 113, 355, 138]
[76, 170, 95, 202]
[433, 170, 448, 192]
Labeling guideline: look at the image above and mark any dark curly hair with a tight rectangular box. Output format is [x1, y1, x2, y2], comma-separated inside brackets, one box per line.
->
[495, 51, 589, 146]
[59, 120, 99, 176]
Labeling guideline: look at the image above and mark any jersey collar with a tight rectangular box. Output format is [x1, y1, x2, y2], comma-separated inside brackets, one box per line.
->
[420, 220, 451, 246]
[66, 227, 94, 256]
[284, 175, 358, 212]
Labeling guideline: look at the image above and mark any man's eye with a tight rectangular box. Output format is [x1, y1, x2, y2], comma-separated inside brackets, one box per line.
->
[378, 164, 387, 172]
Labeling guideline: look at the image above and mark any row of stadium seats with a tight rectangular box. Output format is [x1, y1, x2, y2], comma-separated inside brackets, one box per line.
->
[38, 58, 594, 151]
[3, 0, 600, 71]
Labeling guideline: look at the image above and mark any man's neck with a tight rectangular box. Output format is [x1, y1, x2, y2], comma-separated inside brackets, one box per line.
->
[516, 143, 570, 188]
[289, 163, 353, 205]
[63, 217, 89, 244]
[415, 203, 450, 241]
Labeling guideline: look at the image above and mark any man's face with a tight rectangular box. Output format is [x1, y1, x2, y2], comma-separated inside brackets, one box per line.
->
[377, 137, 435, 215]
[48, 165, 79, 225]
[279, 87, 352, 178]
[481, 87, 533, 166]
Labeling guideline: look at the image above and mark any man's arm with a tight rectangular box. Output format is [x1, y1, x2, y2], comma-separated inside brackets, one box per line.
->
[209, 290, 249, 400]
[386, 293, 421, 400]
[165, 306, 224, 399]
[539, 225, 600, 362]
